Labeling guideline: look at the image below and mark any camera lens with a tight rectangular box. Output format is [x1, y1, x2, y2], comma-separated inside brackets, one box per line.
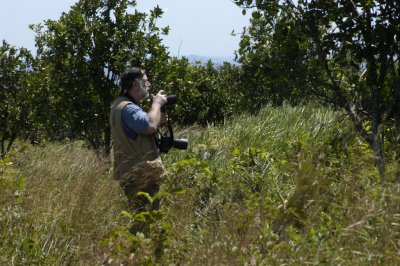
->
[166, 94, 177, 105]
[173, 139, 188, 150]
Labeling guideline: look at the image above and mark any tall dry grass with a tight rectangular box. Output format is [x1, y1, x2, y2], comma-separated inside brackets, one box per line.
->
[1, 141, 126, 265]
[1, 104, 400, 265]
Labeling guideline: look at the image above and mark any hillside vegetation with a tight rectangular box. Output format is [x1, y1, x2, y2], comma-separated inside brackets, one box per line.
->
[1, 104, 400, 265]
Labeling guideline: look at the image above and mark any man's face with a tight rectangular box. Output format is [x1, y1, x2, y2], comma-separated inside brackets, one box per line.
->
[135, 74, 151, 101]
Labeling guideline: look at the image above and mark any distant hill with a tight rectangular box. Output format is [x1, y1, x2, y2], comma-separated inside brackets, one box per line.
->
[185, 54, 239, 65]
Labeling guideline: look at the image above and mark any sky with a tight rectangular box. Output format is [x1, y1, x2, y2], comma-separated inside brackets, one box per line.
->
[0, 0, 251, 58]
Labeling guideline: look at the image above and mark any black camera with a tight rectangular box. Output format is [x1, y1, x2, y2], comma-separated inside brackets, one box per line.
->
[156, 94, 188, 153]
[161, 94, 177, 113]
[158, 131, 188, 153]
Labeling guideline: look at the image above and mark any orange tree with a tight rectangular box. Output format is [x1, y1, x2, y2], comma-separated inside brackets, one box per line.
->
[234, 0, 400, 181]
[32, 0, 170, 154]
[156, 57, 245, 126]
[0, 41, 34, 158]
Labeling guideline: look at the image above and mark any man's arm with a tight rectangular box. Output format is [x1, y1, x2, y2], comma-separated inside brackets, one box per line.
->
[147, 91, 167, 134]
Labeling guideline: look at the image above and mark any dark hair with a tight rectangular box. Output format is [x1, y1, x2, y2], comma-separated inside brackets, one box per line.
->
[120, 67, 146, 96]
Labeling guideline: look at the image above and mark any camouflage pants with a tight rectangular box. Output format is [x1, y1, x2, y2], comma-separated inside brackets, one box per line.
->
[119, 157, 165, 212]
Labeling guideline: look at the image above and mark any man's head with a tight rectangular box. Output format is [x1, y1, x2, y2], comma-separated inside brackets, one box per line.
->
[120, 67, 152, 102]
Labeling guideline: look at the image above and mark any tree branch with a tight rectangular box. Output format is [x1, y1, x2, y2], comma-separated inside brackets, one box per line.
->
[309, 20, 373, 145]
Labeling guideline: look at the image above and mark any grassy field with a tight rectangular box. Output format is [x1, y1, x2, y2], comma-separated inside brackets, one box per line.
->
[1, 104, 400, 265]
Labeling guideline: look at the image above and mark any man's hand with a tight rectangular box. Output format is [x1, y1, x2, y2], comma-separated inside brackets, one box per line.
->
[152, 90, 167, 107]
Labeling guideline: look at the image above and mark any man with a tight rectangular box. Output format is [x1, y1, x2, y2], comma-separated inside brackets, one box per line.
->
[110, 67, 167, 212]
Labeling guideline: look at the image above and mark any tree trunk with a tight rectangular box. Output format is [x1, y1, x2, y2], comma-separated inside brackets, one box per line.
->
[104, 123, 111, 155]
[395, 56, 400, 182]
[6, 132, 17, 154]
[0, 139, 4, 159]
[395, 118, 400, 182]
[372, 135, 385, 183]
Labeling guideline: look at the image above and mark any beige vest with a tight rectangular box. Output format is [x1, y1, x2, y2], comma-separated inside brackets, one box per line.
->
[110, 96, 159, 181]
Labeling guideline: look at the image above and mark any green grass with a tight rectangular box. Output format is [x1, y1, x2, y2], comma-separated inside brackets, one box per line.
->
[1, 104, 400, 265]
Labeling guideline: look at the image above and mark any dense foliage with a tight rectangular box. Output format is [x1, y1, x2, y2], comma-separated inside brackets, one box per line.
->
[0, 41, 33, 158]
[31, 0, 170, 153]
[234, 0, 400, 180]
[157, 57, 245, 125]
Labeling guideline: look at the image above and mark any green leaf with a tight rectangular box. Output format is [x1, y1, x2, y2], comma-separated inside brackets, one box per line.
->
[170, 188, 187, 195]
[152, 191, 171, 201]
[120, 210, 133, 219]
[137, 191, 153, 203]
[133, 211, 150, 222]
